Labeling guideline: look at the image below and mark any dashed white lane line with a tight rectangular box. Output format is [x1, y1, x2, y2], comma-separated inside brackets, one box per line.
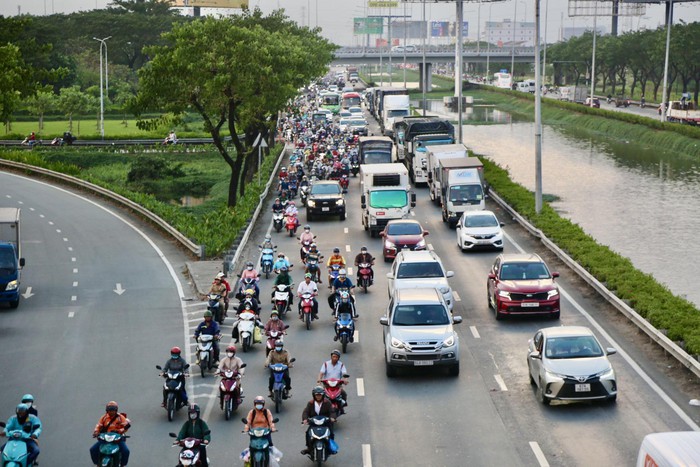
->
[353, 330, 359, 343]
[4, 195, 10, 198]
[347, 267, 353, 276]
[410, 210, 415, 216]
[356, 378, 365, 397]
[469, 326, 480, 338]
[529, 441, 550, 467]
[17, 201, 23, 205]
[494, 374, 508, 391]
[344, 227, 349, 234]
[72, 268, 78, 273]
[345, 244, 351, 252]
[71, 257, 76, 262]
[29, 207, 34, 211]
[48, 221, 54, 225]
[67, 246, 72, 251]
[427, 243, 434, 251]
[68, 311, 75, 318]
[39, 214, 44, 218]
[362, 444, 372, 467]
[71, 295, 77, 302]
[183, 302, 208, 308]
[56, 229, 61, 233]
[73, 282, 78, 287]
[453, 291, 461, 302]
[63, 238, 68, 242]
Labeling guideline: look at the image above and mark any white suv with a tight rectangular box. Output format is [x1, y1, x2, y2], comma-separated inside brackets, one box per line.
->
[386, 250, 455, 311]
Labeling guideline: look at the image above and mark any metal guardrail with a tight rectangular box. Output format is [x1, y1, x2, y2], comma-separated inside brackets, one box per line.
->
[0, 136, 235, 148]
[489, 189, 700, 379]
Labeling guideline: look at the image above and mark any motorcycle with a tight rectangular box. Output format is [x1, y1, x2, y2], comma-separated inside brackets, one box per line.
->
[196, 334, 216, 378]
[285, 215, 298, 237]
[259, 247, 276, 279]
[0, 421, 38, 467]
[237, 276, 260, 301]
[299, 292, 315, 330]
[273, 284, 292, 317]
[298, 237, 316, 264]
[339, 175, 349, 193]
[169, 432, 210, 466]
[156, 364, 190, 421]
[357, 263, 373, 293]
[265, 325, 289, 356]
[305, 256, 323, 283]
[218, 365, 246, 420]
[289, 179, 298, 198]
[327, 264, 341, 286]
[269, 358, 295, 413]
[95, 432, 129, 467]
[303, 416, 336, 465]
[240, 418, 279, 467]
[350, 160, 359, 177]
[272, 209, 284, 233]
[207, 293, 224, 324]
[321, 378, 348, 419]
[299, 185, 309, 206]
[335, 305, 356, 354]
[237, 311, 258, 353]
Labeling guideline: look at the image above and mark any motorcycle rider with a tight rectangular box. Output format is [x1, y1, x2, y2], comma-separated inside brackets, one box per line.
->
[300, 386, 335, 456]
[20, 394, 38, 416]
[214, 272, 231, 315]
[237, 288, 261, 315]
[318, 350, 350, 409]
[238, 262, 260, 299]
[259, 234, 276, 252]
[243, 396, 277, 447]
[329, 269, 357, 317]
[271, 266, 294, 307]
[176, 404, 210, 467]
[297, 272, 319, 320]
[217, 345, 245, 408]
[90, 401, 130, 466]
[2, 403, 41, 466]
[298, 225, 315, 246]
[353, 246, 375, 283]
[264, 340, 293, 398]
[305, 243, 322, 283]
[207, 276, 228, 317]
[284, 201, 300, 228]
[272, 253, 292, 274]
[194, 311, 221, 364]
[160, 346, 189, 408]
[326, 247, 346, 288]
[264, 309, 287, 335]
[271, 197, 285, 213]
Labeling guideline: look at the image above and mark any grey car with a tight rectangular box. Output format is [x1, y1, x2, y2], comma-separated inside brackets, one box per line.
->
[527, 326, 617, 405]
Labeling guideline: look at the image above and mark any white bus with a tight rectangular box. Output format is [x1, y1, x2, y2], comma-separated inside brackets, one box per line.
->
[493, 72, 512, 89]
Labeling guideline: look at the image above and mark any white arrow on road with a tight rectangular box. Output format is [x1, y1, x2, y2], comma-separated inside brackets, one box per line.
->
[113, 283, 126, 295]
[22, 287, 34, 299]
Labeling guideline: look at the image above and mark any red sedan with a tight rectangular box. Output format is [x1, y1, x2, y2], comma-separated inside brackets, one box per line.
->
[379, 220, 429, 261]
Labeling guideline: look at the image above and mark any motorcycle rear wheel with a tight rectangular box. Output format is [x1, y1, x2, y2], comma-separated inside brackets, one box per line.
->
[242, 336, 251, 352]
[341, 334, 348, 354]
[200, 357, 207, 378]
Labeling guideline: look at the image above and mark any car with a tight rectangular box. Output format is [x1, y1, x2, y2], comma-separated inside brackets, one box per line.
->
[348, 118, 368, 136]
[387, 250, 454, 311]
[527, 326, 617, 405]
[338, 117, 353, 132]
[348, 106, 363, 116]
[380, 287, 462, 377]
[584, 97, 601, 108]
[391, 45, 417, 53]
[456, 210, 504, 251]
[338, 109, 352, 119]
[306, 180, 346, 222]
[342, 86, 354, 93]
[487, 253, 560, 320]
[379, 219, 429, 261]
[328, 84, 338, 93]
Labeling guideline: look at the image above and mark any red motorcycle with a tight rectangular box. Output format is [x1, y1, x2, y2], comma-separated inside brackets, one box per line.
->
[321, 378, 348, 419]
[285, 215, 298, 237]
[299, 292, 315, 330]
[169, 432, 210, 466]
[217, 365, 246, 420]
[357, 263, 373, 293]
[265, 326, 289, 356]
[339, 175, 349, 193]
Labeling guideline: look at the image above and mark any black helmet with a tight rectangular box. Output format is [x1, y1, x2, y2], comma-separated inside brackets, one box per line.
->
[188, 404, 200, 417]
[333, 247, 340, 253]
[312, 386, 325, 396]
[360, 246, 368, 252]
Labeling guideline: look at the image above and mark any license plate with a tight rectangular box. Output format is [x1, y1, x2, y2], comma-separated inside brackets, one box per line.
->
[414, 360, 434, 366]
[521, 302, 540, 308]
[575, 383, 591, 392]
[322, 207, 329, 211]
[476, 239, 491, 244]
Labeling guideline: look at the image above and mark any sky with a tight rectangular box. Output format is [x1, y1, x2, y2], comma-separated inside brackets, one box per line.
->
[2, 0, 700, 45]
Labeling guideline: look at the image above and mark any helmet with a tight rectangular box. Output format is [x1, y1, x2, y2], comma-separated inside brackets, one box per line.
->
[246, 261, 254, 268]
[216, 272, 225, 279]
[304, 272, 312, 279]
[339, 268, 347, 276]
[289, 201, 295, 206]
[304, 225, 311, 230]
[265, 235, 272, 242]
[106, 401, 119, 412]
[310, 243, 317, 249]
[331, 349, 341, 358]
[275, 197, 280, 202]
[312, 386, 325, 396]
[281, 166, 287, 171]
[170, 346, 181, 355]
[270, 309, 279, 316]
[16, 404, 29, 416]
[21, 394, 34, 404]
[188, 404, 200, 417]
[254, 396, 266, 405]
[203, 310, 213, 318]
[333, 247, 340, 253]
[226, 345, 237, 353]
[245, 288, 254, 296]
[361, 246, 368, 252]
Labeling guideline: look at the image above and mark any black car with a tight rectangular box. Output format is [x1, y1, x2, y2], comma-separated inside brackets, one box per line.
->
[306, 181, 346, 221]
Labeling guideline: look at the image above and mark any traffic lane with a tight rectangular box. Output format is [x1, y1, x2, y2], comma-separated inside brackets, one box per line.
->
[0, 172, 189, 465]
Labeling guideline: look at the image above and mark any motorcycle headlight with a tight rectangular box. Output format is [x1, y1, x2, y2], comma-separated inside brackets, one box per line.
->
[390, 337, 405, 349]
[498, 290, 511, 300]
[443, 335, 455, 347]
[307, 200, 316, 207]
[336, 199, 344, 205]
[547, 289, 559, 299]
[6, 280, 18, 291]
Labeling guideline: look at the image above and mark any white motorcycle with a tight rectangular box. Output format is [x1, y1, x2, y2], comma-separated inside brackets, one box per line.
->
[196, 334, 216, 378]
[237, 311, 258, 353]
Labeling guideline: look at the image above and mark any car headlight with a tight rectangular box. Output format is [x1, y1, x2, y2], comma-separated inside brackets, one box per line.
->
[595, 367, 615, 379]
[547, 289, 559, 299]
[443, 335, 455, 347]
[385, 240, 395, 249]
[416, 239, 426, 248]
[336, 199, 344, 205]
[498, 290, 511, 300]
[307, 200, 316, 207]
[448, 211, 456, 217]
[439, 287, 450, 294]
[390, 337, 405, 349]
[6, 280, 18, 291]
[545, 369, 568, 380]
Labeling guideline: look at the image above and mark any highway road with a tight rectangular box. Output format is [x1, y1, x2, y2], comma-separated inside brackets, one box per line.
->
[1, 98, 699, 466]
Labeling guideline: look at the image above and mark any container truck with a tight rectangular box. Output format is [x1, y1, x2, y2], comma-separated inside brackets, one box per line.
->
[380, 94, 410, 137]
[0, 207, 25, 308]
[437, 157, 486, 227]
[392, 117, 454, 183]
[360, 163, 416, 237]
[358, 136, 394, 164]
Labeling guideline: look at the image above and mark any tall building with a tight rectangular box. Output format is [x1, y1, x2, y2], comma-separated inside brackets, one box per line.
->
[484, 19, 535, 47]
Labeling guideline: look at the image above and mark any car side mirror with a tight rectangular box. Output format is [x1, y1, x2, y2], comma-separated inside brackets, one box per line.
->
[499, 222, 505, 227]
[446, 271, 454, 278]
[606, 348, 617, 356]
[452, 316, 463, 324]
[19, 258, 25, 268]
[423, 231, 429, 236]
[488, 273, 496, 280]
[379, 317, 389, 326]
[551, 272, 560, 278]
[386, 272, 393, 279]
[410, 192, 416, 207]
[379, 232, 385, 237]
[529, 351, 541, 360]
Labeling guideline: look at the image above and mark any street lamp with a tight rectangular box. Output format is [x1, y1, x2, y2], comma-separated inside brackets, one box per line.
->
[93, 36, 112, 140]
[510, 0, 517, 77]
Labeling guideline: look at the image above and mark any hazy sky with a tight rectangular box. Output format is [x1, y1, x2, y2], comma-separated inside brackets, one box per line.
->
[2, 0, 699, 45]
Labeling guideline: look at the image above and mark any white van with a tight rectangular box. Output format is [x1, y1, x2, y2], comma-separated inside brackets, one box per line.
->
[516, 81, 530, 93]
[636, 432, 700, 466]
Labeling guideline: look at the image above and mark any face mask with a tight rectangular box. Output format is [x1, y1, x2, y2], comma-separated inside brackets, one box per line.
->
[255, 404, 264, 410]
[247, 266, 253, 270]
[226, 352, 234, 358]
[271, 316, 278, 321]
[275, 347, 283, 352]
[189, 413, 197, 420]
[171, 354, 179, 359]
[23, 402, 32, 408]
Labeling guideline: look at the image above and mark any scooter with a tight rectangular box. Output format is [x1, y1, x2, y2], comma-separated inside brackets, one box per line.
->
[327, 264, 341, 286]
[299, 292, 315, 330]
[207, 293, 224, 324]
[350, 160, 359, 177]
[241, 418, 279, 467]
[273, 284, 292, 317]
[169, 432, 210, 466]
[260, 247, 276, 279]
[321, 378, 348, 419]
[305, 256, 322, 283]
[265, 326, 289, 356]
[196, 334, 216, 378]
[218, 365, 246, 420]
[335, 305, 356, 354]
[298, 237, 316, 264]
[303, 416, 336, 464]
[289, 179, 298, 198]
[357, 263, 373, 293]
[272, 209, 284, 233]
[95, 432, 129, 467]
[269, 358, 295, 413]
[339, 175, 349, 193]
[0, 421, 38, 467]
[156, 364, 190, 421]
[237, 311, 258, 353]
[299, 185, 309, 206]
[237, 277, 260, 301]
[285, 215, 298, 237]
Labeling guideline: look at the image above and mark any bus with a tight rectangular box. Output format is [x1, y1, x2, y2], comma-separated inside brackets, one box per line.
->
[493, 72, 512, 89]
[341, 92, 362, 109]
[321, 92, 341, 114]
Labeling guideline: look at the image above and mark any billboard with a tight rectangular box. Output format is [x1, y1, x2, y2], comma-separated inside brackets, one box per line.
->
[390, 20, 427, 39]
[431, 21, 469, 37]
[368, 1, 399, 7]
[354, 17, 384, 35]
[170, 0, 248, 6]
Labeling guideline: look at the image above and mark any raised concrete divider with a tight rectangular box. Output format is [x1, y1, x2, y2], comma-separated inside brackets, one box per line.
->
[489, 189, 700, 379]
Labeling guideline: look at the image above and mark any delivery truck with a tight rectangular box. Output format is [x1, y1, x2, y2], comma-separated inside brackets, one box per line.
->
[360, 163, 416, 237]
[437, 157, 486, 227]
[426, 144, 469, 204]
[0, 207, 25, 308]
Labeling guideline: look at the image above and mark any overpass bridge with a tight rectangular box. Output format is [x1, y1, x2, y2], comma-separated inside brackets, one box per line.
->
[332, 46, 536, 66]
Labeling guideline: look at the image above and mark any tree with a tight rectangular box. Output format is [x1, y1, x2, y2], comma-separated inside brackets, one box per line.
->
[26, 89, 56, 130]
[0, 44, 24, 130]
[133, 8, 336, 207]
[57, 86, 91, 133]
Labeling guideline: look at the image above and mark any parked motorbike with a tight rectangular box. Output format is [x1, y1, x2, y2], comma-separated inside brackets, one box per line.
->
[303, 416, 336, 464]
[272, 209, 284, 233]
[196, 334, 216, 378]
[241, 418, 279, 467]
[237, 311, 258, 353]
[265, 326, 289, 356]
[270, 358, 295, 413]
[217, 365, 246, 420]
[156, 364, 190, 421]
[334, 306, 356, 354]
[169, 432, 210, 466]
[321, 378, 348, 419]
[285, 215, 298, 237]
[299, 292, 315, 330]
[0, 421, 38, 467]
[95, 432, 129, 467]
[357, 263, 373, 293]
[207, 293, 224, 324]
[259, 247, 276, 279]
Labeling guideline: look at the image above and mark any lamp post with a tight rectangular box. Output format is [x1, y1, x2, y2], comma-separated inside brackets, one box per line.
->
[486, 2, 492, 81]
[660, 0, 673, 122]
[510, 0, 517, 77]
[421, 0, 427, 115]
[93, 36, 112, 140]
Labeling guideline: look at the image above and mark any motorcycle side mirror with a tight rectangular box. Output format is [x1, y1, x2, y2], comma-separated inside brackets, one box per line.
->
[156, 365, 163, 370]
[169, 432, 177, 438]
[184, 364, 191, 369]
[0, 422, 6, 428]
[284, 324, 290, 329]
[240, 363, 247, 368]
[290, 357, 297, 363]
[204, 430, 211, 436]
[241, 418, 248, 424]
[272, 418, 280, 423]
[237, 274, 242, 278]
[342, 373, 350, 378]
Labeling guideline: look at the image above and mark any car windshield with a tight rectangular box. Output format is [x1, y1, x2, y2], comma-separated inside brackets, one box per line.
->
[396, 262, 444, 279]
[464, 213, 497, 228]
[544, 336, 604, 359]
[311, 184, 341, 195]
[369, 190, 407, 208]
[388, 109, 409, 118]
[499, 262, 550, 280]
[339, 118, 352, 126]
[349, 107, 362, 114]
[450, 185, 484, 203]
[387, 223, 422, 235]
[364, 151, 392, 164]
[350, 119, 366, 126]
[392, 304, 449, 326]
[0, 248, 16, 271]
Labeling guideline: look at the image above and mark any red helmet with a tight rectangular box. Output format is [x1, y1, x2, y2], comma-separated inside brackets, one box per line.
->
[170, 346, 181, 355]
[226, 345, 237, 353]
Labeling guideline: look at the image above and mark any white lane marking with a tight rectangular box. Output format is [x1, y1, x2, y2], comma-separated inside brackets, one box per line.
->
[192, 383, 219, 389]
[357, 377, 365, 397]
[427, 243, 434, 251]
[410, 210, 415, 216]
[353, 330, 359, 343]
[71, 295, 77, 301]
[453, 291, 461, 302]
[183, 302, 208, 308]
[56, 229, 61, 233]
[529, 441, 550, 467]
[345, 244, 351, 252]
[503, 230, 700, 430]
[17, 201, 23, 204]
[71, 257, 76, 262]
[39, 214, 44, 218]
[188, 318, 204, 324]
[193, 394, 217, 399]
[114, 283, 126, 295]
[48, 221, 54, 225]
[4, 195, 10, 198]
[362, 444, 372, 467]
[470, 326, 480, 338]
[72, 268, 78, 273]
[63, 238, 68, 242]
[68, 311, 75, 318]
[29, 207, 35, 211]
[347, 267, 353, 276]
[67, 246, 73, 251]
[494, 374, 508, 391]
[344, 227, 348, 234]
[22, 287, 34, 299]
[73, 281, 78, 287]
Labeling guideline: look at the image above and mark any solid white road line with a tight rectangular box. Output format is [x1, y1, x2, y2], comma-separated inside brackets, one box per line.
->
[183, 302, 208, 308]
[453, 291, 461, 302]
[356, 378, 365, 397]
[494, 374, 508, 391]
[362, 444, 372, 467]
[529, 441, 550, 467]
[469, 326, 480, 338]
